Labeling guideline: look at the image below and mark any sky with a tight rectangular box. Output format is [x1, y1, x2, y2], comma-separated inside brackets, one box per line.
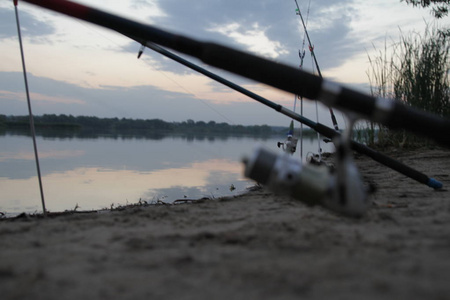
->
[0, 0, 448, 127]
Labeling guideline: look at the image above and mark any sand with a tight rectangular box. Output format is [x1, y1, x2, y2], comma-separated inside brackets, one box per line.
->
[0, 148, 449, 300]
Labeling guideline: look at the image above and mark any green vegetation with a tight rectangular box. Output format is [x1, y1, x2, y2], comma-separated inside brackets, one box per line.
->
[1, 114, 322, 141]
[0, 114, 279, 137]
[367, 25, 449, 148]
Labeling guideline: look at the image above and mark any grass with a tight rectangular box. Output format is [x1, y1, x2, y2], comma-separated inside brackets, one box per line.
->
[366, 24, 450, 148]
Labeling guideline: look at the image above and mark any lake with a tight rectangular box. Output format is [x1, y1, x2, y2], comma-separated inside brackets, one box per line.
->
[0, 130, 334, 216]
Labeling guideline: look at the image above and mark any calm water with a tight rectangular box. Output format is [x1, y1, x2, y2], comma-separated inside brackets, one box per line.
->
[0, 131, 333, 216]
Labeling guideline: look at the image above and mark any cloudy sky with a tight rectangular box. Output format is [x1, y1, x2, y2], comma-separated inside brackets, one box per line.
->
[0, 0, 447, 127]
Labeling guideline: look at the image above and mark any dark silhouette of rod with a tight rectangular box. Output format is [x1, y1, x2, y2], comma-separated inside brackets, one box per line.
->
[135, 41, 441, 189]
[294, 0, 339, 131]
[14, 0, 47, 216]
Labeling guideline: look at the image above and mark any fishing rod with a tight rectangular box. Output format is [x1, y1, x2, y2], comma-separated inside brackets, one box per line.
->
[20, 0, 450, 149]
[132, 42, 443, 189]
[294, 0, 339, 131]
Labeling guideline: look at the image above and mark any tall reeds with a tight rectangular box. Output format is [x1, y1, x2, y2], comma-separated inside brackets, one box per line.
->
[367, 25, 450, 148]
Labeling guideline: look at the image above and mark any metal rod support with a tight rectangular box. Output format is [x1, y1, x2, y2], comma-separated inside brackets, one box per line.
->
[14, 1, 47, 216]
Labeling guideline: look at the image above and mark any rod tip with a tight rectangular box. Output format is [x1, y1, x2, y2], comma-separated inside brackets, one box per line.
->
[428, 178, 443, 189]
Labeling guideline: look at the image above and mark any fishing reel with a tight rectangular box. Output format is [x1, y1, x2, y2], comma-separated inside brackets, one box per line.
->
[277, 120, 298, 155]
[243, 135, 369, 217]
[277, 135, 298, 155]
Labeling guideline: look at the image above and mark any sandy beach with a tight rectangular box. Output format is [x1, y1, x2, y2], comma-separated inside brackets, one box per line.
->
[1, 147, 449, 299]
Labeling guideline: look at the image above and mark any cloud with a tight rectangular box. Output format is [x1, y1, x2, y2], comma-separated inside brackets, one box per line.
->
[119, 0, 361, 75]
[307, 13, 361, 70]
[208, 22, 289, 58]
[0, 6, 55, 42]
[128, 0, 166, 19]
[0, 90, 86, 105]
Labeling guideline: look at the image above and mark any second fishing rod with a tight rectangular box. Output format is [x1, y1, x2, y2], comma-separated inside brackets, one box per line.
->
[136, 41, 442, 190]
[294, 0, 339, 131]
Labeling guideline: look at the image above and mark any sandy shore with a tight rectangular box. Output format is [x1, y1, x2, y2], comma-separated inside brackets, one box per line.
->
[1, 148, 449, 299]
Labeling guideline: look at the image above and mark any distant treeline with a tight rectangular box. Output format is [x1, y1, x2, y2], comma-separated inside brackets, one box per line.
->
[0, 114, 290, 136]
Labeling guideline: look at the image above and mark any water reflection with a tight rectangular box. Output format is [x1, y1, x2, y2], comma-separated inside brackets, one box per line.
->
[0, 130, 333, 215]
